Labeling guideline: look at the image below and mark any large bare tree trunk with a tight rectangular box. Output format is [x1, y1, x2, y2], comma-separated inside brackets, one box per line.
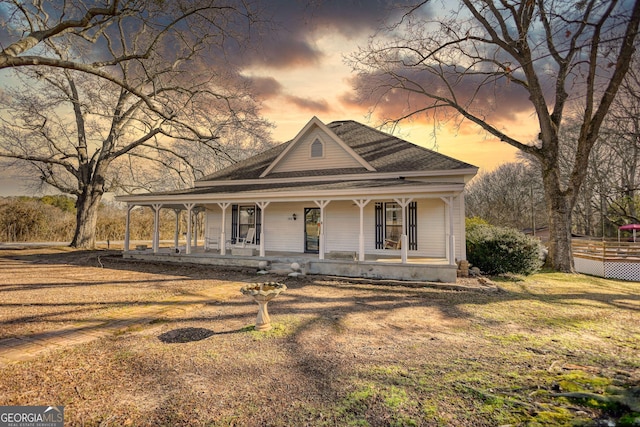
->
[542, 163, 575, 271]
[71, 185, 103, 249]
[545, 195, 575, 272]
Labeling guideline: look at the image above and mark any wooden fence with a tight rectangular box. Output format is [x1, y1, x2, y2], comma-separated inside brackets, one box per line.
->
[572, 240, 640, 281]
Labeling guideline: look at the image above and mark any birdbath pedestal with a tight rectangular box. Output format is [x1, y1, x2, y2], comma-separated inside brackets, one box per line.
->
[240, 282, 287, 331]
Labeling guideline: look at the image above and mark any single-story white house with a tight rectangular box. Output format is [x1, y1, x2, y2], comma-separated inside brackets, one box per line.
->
[117, 117, 478, 282]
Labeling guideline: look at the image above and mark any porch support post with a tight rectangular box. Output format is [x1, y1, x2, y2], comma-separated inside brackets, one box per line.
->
[314, 200, 330, 260]
[218, 202, 230, 255]
[203, 206, 209, 250]
[193, 210, 197, 248]
[193, 207, 202, 249]
[441, 196, 456, 265]
[124, 204, 133, 252]
[184, 203, 195, 255]
[354, 199, 370, 261]
[152, 204, 162, 254]
[173, 209, 181, 249]
[256, 201, 270, 257]
[394, 198, 413, 264]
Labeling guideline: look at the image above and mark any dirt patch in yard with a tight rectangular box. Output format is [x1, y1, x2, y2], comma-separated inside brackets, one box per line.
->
[0, 247, 638, 426]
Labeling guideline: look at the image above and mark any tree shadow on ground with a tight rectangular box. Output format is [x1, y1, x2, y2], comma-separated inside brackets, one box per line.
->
[1, 249, 258, 281]
[157, 327, 216, 343]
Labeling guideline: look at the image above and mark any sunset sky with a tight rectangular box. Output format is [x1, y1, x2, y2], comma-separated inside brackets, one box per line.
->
[0, 0, 537, 197]
[240, 1, 527, 170]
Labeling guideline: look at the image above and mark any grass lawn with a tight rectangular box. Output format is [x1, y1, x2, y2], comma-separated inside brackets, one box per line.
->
[0, 249, 638, 426]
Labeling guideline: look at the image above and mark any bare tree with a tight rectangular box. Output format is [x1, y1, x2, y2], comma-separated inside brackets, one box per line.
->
[523, 107, 640, 238]
[0, 1, 249, 108]
[349, 0, 640, 271]
[603, 60, 640, 224]
[0, 0, 271, 248]
[548, 60, 640, 235]
[466, 162, 545, 231]
[525, 120, 613, 237]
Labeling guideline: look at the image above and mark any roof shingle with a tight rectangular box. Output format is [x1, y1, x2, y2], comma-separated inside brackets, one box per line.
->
[198, 120, 476, 182]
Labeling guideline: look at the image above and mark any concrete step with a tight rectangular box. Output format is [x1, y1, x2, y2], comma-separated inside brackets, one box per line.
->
[267, 262, 306, 275]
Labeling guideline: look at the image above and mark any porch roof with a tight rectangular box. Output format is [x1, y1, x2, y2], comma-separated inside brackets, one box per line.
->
[118, 178, 465, 206]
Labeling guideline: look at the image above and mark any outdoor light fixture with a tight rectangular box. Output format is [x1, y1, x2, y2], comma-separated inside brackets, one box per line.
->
[292, 213, 297, 220]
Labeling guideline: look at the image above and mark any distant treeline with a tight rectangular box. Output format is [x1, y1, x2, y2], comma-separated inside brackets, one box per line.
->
[0, 196, 197, 242]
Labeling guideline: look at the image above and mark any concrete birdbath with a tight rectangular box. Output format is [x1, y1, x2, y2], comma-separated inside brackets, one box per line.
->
[240, 282, 287, 331]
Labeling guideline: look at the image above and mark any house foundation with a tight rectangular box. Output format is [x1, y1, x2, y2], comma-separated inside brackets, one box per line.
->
[123, 251, 457, 282]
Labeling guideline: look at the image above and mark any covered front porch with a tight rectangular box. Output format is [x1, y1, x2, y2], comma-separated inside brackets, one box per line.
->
[119, 183, 467, 283]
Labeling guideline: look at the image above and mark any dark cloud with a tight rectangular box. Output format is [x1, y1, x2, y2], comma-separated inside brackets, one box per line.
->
[276, 0, 404, 36]
[284, 95, 330, 112]
[234, 0, 413, 70]
[241, 75, 329, 112]
[342, 66, 535, 127]
[246, 76, 283, 99]
[244, 37, 324, 69]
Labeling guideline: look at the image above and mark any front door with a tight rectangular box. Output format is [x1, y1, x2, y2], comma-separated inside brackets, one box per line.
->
[304, 208, 320, 253]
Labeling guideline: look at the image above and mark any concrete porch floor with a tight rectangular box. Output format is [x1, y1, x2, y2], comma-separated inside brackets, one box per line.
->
[123, 245, 456, 282]
[127, 244, 449, 263]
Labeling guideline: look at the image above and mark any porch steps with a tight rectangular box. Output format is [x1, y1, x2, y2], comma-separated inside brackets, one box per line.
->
[268, 262, 307, 276]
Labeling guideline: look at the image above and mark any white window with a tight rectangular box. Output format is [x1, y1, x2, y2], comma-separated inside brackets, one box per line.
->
[375, 201, 417, 250]
[238, 205, 256, 240]
[385, 202, 402, 245]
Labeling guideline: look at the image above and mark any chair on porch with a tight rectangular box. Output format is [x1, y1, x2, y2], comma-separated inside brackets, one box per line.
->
[236, 227, 256, 248]
[384, 238, 401, 250]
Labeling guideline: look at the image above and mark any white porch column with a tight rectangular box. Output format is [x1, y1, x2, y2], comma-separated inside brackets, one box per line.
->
[354, 199, 370, 261]
[256, 201, 270, 257]
[124, 204, 133, 252]
[314, 200, 330, 260]
[394, 198, 413, 264]
[152, 204, 162, 253]
[441, 196, 456, 265]
[203, 206, 210, 250]
[218, 202, 230, 255]
[173, 209, 181, 249]
[193, 208, 202, 248]
[184, 203, 195, 254]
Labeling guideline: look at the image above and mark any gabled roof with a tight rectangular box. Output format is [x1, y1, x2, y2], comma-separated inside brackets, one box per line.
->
[198, 119, 476, 182]
[260, 116, 375, 177]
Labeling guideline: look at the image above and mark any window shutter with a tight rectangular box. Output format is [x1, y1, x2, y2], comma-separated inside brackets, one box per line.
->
[408, 201, 417, 250]
[375, 202, 384, 249]
[255, 205, 261, 244]
[231, 204, 238, 244]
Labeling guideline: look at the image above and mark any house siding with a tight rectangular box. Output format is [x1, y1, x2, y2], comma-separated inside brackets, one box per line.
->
[205, 203, 307, 252]
[455, 194, 466, 261]
[269, 128, 363, 174]
[204, 198, 455, 258]
[324, 201, 360, 253]
[420, 198, 448, 258]
[263, 203, 306, 252]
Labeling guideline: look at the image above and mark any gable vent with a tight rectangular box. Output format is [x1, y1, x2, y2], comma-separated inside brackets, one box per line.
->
[310, 139, 323, 158]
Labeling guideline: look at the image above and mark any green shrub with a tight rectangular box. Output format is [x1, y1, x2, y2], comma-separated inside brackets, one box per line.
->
[466, 216, 489, 233]
[466, 224, 543, 275]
